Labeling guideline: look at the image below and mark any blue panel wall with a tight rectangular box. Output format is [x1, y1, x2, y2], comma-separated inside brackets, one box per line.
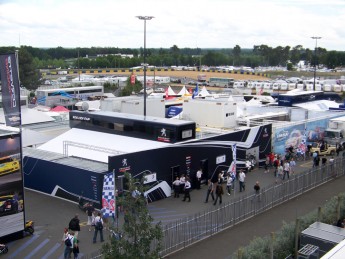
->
[23, 157, 106, 207]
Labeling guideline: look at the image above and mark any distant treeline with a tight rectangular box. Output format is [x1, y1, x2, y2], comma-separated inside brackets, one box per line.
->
[1, 44, 345, 69]
[0, 45, 345, 90]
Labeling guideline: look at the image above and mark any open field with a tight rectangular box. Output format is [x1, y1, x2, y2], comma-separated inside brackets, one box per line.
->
[45, 69, 269, 81]
[120, 70, 270, 81]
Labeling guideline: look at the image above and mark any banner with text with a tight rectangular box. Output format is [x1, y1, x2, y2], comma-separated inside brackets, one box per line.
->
[101, 172, 116, 218]
[0, 53, 21, 126]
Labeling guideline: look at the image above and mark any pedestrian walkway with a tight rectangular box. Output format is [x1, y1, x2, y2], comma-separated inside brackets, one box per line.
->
[148, 159, 309, 226]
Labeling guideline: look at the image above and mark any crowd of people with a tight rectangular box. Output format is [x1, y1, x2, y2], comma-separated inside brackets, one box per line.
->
[170, 141, 340, 208]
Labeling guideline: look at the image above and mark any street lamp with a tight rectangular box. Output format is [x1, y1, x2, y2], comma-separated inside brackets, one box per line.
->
[311, 36, 321, 90]
[136, 15, 154, 117]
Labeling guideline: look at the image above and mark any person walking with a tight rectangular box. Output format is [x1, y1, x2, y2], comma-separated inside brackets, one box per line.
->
[172, 177, 181, 198]
[196, 168, 202, 190]
[204, 179, 215, 203]
[179, 174, 186, 196]
[72, 233, 79, 259]
[226, 173, 233, 195]
[85, 203, 95, 232]
[68, 214, 80, 239]
[213, 183, 223, 205]
[93, 212, 104, 243]
[239, 170, 246, 192]
[253, 181, 261, 202]
[276, 163, 284, 183]
[182, 177, 191, 202]
[289, 158, 296, 175]
[282, 160, 290, 180]
[64, 231, 74, 259]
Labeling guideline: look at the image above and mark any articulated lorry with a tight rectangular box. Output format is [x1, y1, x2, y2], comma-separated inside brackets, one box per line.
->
[323, 116, 345, 146]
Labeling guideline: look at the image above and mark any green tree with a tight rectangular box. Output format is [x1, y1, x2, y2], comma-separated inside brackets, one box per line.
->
[170, 45, 180, 66]
[18, 46, 40, 90]
[119, 76, 142, 96]
[102, 172, 163, 259]
[232, 45, 241, 65]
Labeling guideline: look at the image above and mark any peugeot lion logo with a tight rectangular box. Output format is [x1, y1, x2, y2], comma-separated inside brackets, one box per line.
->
[122, 159, 127, 167]
[161, 128, 166, 137]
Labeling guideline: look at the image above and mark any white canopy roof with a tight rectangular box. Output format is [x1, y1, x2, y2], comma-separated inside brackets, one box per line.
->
[198, 86, 210, 97]
[167, 86, 176, 96]
[293, 100, 339, 111]
[177, 86, 191, 96]
[38, 128, 170, 163]
[0, 108, 55, 125]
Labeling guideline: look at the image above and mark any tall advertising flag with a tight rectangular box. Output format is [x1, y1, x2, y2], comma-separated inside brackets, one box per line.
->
[227, 144, 237, 175]
[102, 172, 116, 218]
[192, 83, 199, 99]
[0, 53, 21, 126]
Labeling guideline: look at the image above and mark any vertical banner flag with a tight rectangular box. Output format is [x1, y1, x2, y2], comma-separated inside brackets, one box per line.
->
[192, 83, 199, 99]
[102, 172, 116, 218]
[227, 144, 237, 175]
[0, 53, 21, 126]
[130, 74, 136, 85]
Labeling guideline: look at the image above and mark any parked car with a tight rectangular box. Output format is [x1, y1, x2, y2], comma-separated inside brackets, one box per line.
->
[310, 143, 336, 156]
[139, 87, 153, 94]
[0, 195, 20, 216]
[154, 87, 165, 93]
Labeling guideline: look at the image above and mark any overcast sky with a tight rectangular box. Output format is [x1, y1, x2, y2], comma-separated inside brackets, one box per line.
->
[1, 0, 344, 51]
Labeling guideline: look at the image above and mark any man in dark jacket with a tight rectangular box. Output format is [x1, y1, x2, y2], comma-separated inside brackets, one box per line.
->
[69, 214, 81, 239]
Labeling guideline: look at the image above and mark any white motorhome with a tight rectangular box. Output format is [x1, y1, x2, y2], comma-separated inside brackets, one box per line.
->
[323, 116, 345, 146]
[280, 83, 288, 91]
[288, 83, 296, 90]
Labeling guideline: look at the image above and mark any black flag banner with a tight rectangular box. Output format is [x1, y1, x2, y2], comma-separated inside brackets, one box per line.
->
[0, 53, 21, 126]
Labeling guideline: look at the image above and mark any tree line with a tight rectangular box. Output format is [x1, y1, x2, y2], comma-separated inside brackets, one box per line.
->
[0, 44, 345, 90]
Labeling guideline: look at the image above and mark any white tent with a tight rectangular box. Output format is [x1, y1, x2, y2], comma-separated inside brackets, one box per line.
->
[177, 86, 191, 96]
[167, 86, 177, 96]
[197, 86, 210, 97]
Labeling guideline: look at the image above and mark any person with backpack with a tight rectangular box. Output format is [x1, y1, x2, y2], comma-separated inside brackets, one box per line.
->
[93, 212, 104, 243]
[72, 234, 80, 259]
[64, 231, 74, 259]
[68, 214, 80, 239]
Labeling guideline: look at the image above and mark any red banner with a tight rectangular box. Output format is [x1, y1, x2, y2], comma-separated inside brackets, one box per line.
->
[130, 74, 135, 85]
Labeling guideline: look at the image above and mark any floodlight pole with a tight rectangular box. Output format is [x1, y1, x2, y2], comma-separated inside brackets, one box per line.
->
[311, 36, 321, 90]
[136, 16, 154, 117]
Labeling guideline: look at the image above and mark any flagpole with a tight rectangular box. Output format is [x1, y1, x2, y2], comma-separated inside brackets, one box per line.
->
[15, 50, 25, 228]
[113, 169, 117, 229]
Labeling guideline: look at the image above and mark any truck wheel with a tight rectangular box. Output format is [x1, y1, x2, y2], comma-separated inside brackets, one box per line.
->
[330, 150, 335, 156]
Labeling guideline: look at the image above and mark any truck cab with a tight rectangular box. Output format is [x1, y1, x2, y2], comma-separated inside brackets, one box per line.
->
[323, 128, 344, 146]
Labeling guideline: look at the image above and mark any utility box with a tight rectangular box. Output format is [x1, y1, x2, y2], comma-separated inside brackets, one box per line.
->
[300, 222, 345, 256]
[297, 244, 319, 259]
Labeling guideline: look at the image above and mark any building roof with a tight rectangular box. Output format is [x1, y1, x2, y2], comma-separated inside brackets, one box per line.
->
[293, 100, 340, 111]
[37, 128, 171, 163]
[0, 108, 55, 125]
[23, 147, 108, 173]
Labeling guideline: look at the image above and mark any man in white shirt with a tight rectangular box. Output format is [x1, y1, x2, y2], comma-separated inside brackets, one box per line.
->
[93, 212, 104, 243]
[64, 232, 74, 259]
[182, 177, 191, 202]
[239, 170, 246, 192]
[196, 168, 202, 190]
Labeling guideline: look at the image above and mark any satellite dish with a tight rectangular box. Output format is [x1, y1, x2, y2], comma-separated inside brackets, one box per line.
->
[81, 102, 89, 112]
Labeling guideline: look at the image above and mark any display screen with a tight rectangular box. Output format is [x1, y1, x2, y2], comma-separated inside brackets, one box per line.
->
[0, 134, 24, 237]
